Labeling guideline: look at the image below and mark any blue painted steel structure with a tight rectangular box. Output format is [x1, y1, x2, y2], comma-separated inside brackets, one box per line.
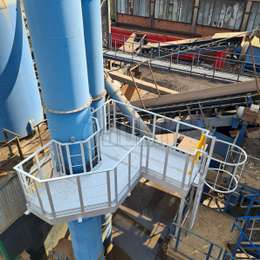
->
[23, 0, 103, 259]
[0, 0, 42, 138]
[231, 193, 260, 259]
[82, 0, 105, 109]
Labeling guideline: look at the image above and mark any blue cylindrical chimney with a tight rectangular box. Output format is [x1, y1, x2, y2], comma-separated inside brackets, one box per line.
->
[0, 0, 43, 138]
[82, 0, 106, 109]
[23, 0, 103, 259]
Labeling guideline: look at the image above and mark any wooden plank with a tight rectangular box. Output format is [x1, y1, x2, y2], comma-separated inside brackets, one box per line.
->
[119, 33, 140, 53]
[121, 84, 137, 100]
[132, 80, 259, 108]
[144, 222, 165, 249]
[107, 70, 178, 95]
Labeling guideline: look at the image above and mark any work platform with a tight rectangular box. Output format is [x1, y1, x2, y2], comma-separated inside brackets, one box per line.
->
[14, 100, 247, 227]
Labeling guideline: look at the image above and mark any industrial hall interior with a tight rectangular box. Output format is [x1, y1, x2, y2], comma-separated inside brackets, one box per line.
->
[0, 0, 260, 259]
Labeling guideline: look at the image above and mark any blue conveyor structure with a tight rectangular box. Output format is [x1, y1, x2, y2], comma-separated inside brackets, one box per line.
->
[0, 0, 43, 139]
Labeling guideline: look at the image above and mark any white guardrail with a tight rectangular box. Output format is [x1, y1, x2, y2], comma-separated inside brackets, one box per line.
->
[14, 99, 247, 222]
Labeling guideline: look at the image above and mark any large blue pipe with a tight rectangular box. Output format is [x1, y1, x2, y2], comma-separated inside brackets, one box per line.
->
[82, 0, 105, 109]
[81, 0, 112, 252]
[23, 1, 103, 259]
[0, 0, 43, 138]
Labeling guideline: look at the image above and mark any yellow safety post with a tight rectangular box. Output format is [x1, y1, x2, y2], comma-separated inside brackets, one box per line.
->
[188, 134, 207, 175]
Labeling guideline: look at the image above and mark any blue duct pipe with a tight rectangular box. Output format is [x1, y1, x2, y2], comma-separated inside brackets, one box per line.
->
[81, 1, 112, 253]
[82, 0, 105, 109]
[0, 0, 43, 139]
[23, 1, 103, 259]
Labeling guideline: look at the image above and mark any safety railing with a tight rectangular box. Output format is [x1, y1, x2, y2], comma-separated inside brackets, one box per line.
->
[14, 100, 248, 222]
[94, 99, 247, 193]
[205, 138, 247, 194]
[14, 134, 144, 222]
[1, 128, 23, 159]
[171, 222, 233, 260]
[104, 33, 258, 82]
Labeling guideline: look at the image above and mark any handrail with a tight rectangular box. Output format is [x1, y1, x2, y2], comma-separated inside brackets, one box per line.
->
[93, 98, 210, 134]
[2, 128, 21, 138]
[108, 33, 260, 65]
[206, 138, 247, 167]
[95, 99, 246, 166]
[19, 136, 145, 183]
[15, 134, 206, 184]
[14, 99, 247, 197]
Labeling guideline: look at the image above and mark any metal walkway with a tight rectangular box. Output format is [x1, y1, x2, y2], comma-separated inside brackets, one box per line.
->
[14, 100, 247, 227]
[103, 50, 253, 83]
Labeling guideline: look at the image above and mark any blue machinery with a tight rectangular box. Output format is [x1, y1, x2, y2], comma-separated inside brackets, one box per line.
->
[0, 0, 43, 139]
[230, 187, 260, 259]
[23, 0, 105, 259]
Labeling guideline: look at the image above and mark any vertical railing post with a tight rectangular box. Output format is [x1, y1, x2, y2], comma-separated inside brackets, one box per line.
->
[107, 102, 111, 130]
[163, 147, 169, 180]
[50, 146, 57, 177]
[76, 176, 84, 212]
[33, 180, 45, 214]
[176, 197, 185, 237]
[16, 137, 24, 159]
[181, 155, 190, 188]
[54, 142, 62, 175]
[106, 171, 112, 206]
[113, 102, 116, 128]
[174, 122, 180, 146]
[97, 132, 101, 162]
[177, 46, 180, 64]
[17, 168, 28, 199]
[190, 53, 194, 74]
[169, 49, 173, 71]
[140, 142, 144, 170]
[146, 140, 150, 172]
[35, 154, 44, 179]
[114, 168, 118, 203]
[37, 124, 43, 147]
[3, 130, 13, 156]
[103, 103, 107, 132]
[132, 117, 135, 135]
[80, 143, 87, 172]
[213, 62, 216, 79]
[237, 60, 241, 82]
[58, 144, 66, 174]
[66, 145, 73, 174]
[88, 140, 93, 170]
[45, 182, 56, 218]
[197, 49, 201, 65]
[128, 153, 131, 189]
[152, 115, 157, 139]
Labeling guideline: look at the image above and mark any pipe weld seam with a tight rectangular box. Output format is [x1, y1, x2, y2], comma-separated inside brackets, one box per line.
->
[92, 91, 107, 102]
[44, 98, 92, 115]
